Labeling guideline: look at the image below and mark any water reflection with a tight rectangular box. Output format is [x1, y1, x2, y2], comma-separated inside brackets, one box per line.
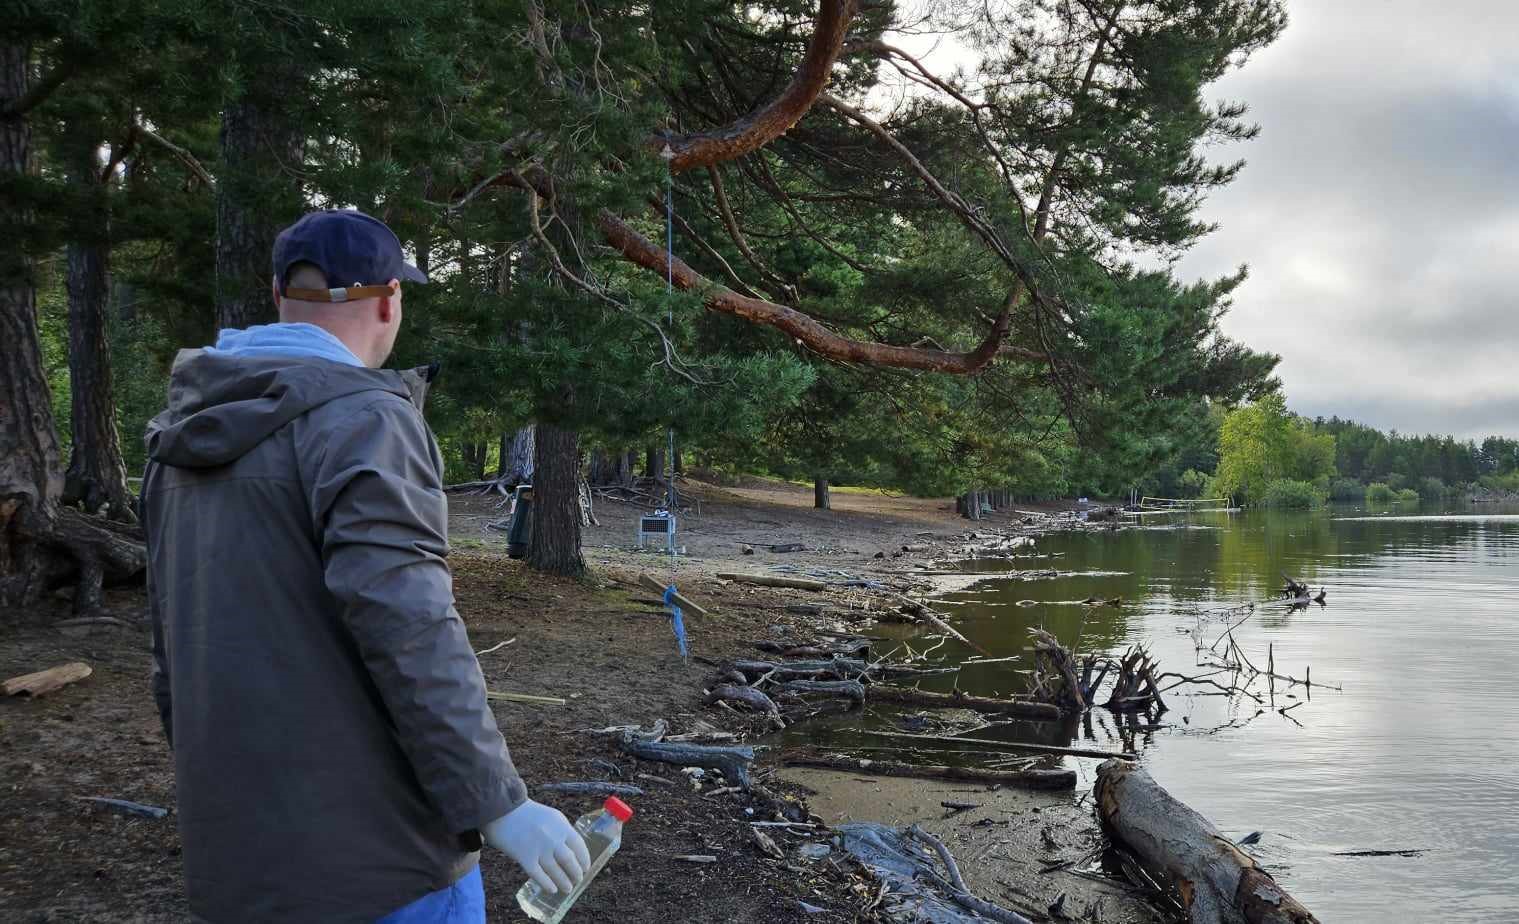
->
[790, 503, 1519, 921]
[931, 503, 1519, 922]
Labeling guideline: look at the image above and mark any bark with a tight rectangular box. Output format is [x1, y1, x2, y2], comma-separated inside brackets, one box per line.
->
[525, 422, 584, 577]
[502, 425, 535, 484]
[1096, 761, 1319, 924]
[656, 0, 857, 173]
[1, 42, 66, 608]
[60, 134, 133, 523]
[814, 476, 831, 510]
[214, 78, 306, 331]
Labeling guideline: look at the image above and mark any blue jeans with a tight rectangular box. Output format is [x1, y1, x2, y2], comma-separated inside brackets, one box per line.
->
[377, 866, 485, 923]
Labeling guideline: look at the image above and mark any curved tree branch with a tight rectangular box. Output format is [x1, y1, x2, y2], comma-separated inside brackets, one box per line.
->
[596, 209, 1042, 374]
[654, 0, 856, 173]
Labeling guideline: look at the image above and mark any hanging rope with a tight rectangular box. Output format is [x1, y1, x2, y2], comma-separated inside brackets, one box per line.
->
[659, 145, 686, 661]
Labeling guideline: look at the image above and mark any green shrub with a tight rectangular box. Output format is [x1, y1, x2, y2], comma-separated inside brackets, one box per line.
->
[1365, 482, 1395, 504]
[1395, 488, 1420, 504]
[1178, 469, 1210, 499]
[1262, 479, 1326, 509]
[1329, 477, 1364, 501]
[1419, 477, 1449, 500]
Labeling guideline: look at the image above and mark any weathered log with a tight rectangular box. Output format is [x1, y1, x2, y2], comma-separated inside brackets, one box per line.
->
[1096, 760, 1318, 924]
[783, 753, 1075, 790]
[729, 657, 866, 680]
[859, 729, 1136, 761]
[538, 782, 645, 798]
[637, 572, 711, 616]
[868, 685, 1061, 721]
[776, 679, 866, 704]
[705, 683, 782, 717]
[3, 662, 92, 697]
[716, 571, 827, 591]
[620, 736, 756, 789]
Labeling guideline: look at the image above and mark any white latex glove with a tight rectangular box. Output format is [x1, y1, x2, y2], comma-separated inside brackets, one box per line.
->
[483, 799, 591, 895]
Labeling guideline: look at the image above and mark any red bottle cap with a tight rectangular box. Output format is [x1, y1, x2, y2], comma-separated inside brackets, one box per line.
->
[604, 797, 634, 822]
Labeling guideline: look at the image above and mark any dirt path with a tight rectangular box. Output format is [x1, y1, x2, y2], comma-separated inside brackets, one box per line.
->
[0, 479, 1153, 923]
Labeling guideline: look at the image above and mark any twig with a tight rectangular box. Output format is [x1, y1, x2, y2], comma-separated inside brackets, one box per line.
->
[475, 638, 517, 656]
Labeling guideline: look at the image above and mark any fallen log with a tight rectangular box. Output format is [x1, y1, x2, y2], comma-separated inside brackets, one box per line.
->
[869, 685, 1062, 721]
[783, 752, 1075, 790]
[776, 679, 866, 704]
[538, 782, 645, 798]
[1096, 760, 1318, 923]
[858, 729, 1137, 761]
[620, 735, 757, 789]
[637, 573, 711, 616]
[705, 683, 782, 717]
[716, 572, 827, 591]
[729, 657, 866, 680]
[3, 662, 92, 697]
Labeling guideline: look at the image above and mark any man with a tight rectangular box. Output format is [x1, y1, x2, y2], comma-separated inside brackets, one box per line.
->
[141, 210, 589, 922]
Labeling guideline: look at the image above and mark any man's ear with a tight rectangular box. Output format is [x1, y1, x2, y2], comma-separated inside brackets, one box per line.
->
[271, 275, 282, 310]
[376, 277, 402, 323]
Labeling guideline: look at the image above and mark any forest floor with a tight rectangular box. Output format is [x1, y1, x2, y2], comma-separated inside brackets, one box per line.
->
[0, 477, 1168, 923]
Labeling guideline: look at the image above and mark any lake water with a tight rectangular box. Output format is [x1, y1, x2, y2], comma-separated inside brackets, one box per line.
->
[831, 505, 1519, 921]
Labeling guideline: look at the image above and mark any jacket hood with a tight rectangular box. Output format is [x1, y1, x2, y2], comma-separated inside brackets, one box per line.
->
[146, 350, 430, 469]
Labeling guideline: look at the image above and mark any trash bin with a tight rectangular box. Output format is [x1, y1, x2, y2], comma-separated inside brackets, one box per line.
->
[507, 486, 533, 559]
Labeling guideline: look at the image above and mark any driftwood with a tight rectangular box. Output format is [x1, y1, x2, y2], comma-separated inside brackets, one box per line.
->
[859, 729, 1137, 761]
[637, 573, 711, 616]
[3, 662, 92, 697]
[1028, 628, 1085, 711]
[716, 572, 827, 591]
[620, 735, 757, 789]
[1106, 645, 1166, 713]
[756, 638, 870, 659]
[868, 685, 1062, 721]
[895, 597, 974, 646]
[729, 657, 866, 680]
[906, 825, 1034, 924]
[705, 683, 782, 717]
[485, 690, 567, 705]
[538, 782, 645, 798]
[776, 679, 866, 704]
[1096, 760, 1318, 923]
[784, 753, 1075, 790]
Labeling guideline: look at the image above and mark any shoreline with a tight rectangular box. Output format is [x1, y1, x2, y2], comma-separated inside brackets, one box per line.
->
[0, 478, 1160, 922]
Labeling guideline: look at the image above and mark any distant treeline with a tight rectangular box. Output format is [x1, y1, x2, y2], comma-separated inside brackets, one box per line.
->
[1153, 395, 1519, 509]
[1311, 417, 1519, 495]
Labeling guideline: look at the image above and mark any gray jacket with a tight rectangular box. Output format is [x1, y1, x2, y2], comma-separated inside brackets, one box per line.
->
[141, 351, 527, 923]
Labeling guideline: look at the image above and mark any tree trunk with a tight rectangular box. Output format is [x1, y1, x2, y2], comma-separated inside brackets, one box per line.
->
[644, 445, 663, 479]
[587, 447, 609, 485]
[673, 444, 684, 475]
[814, 476, 831, 510]
[215, 80, 306, 331]
[0, 44, 145, 614]
[526, 423, 584, 577]
[501, 425, 535, 485]
[0, 41, 64, 607]
[621, 450, 636, 486]
[62, 141, 134, 522]
[1096, 761, 1318, 924]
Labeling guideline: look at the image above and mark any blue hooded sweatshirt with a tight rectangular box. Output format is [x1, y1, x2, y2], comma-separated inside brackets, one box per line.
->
[207, 322, 364, 367]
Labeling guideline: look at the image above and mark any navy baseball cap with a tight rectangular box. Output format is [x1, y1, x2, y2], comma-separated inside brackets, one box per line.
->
[272, 210, 427, 299]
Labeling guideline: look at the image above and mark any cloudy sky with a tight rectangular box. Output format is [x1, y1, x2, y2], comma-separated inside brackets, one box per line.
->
[1175, 1, 1519, 438]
